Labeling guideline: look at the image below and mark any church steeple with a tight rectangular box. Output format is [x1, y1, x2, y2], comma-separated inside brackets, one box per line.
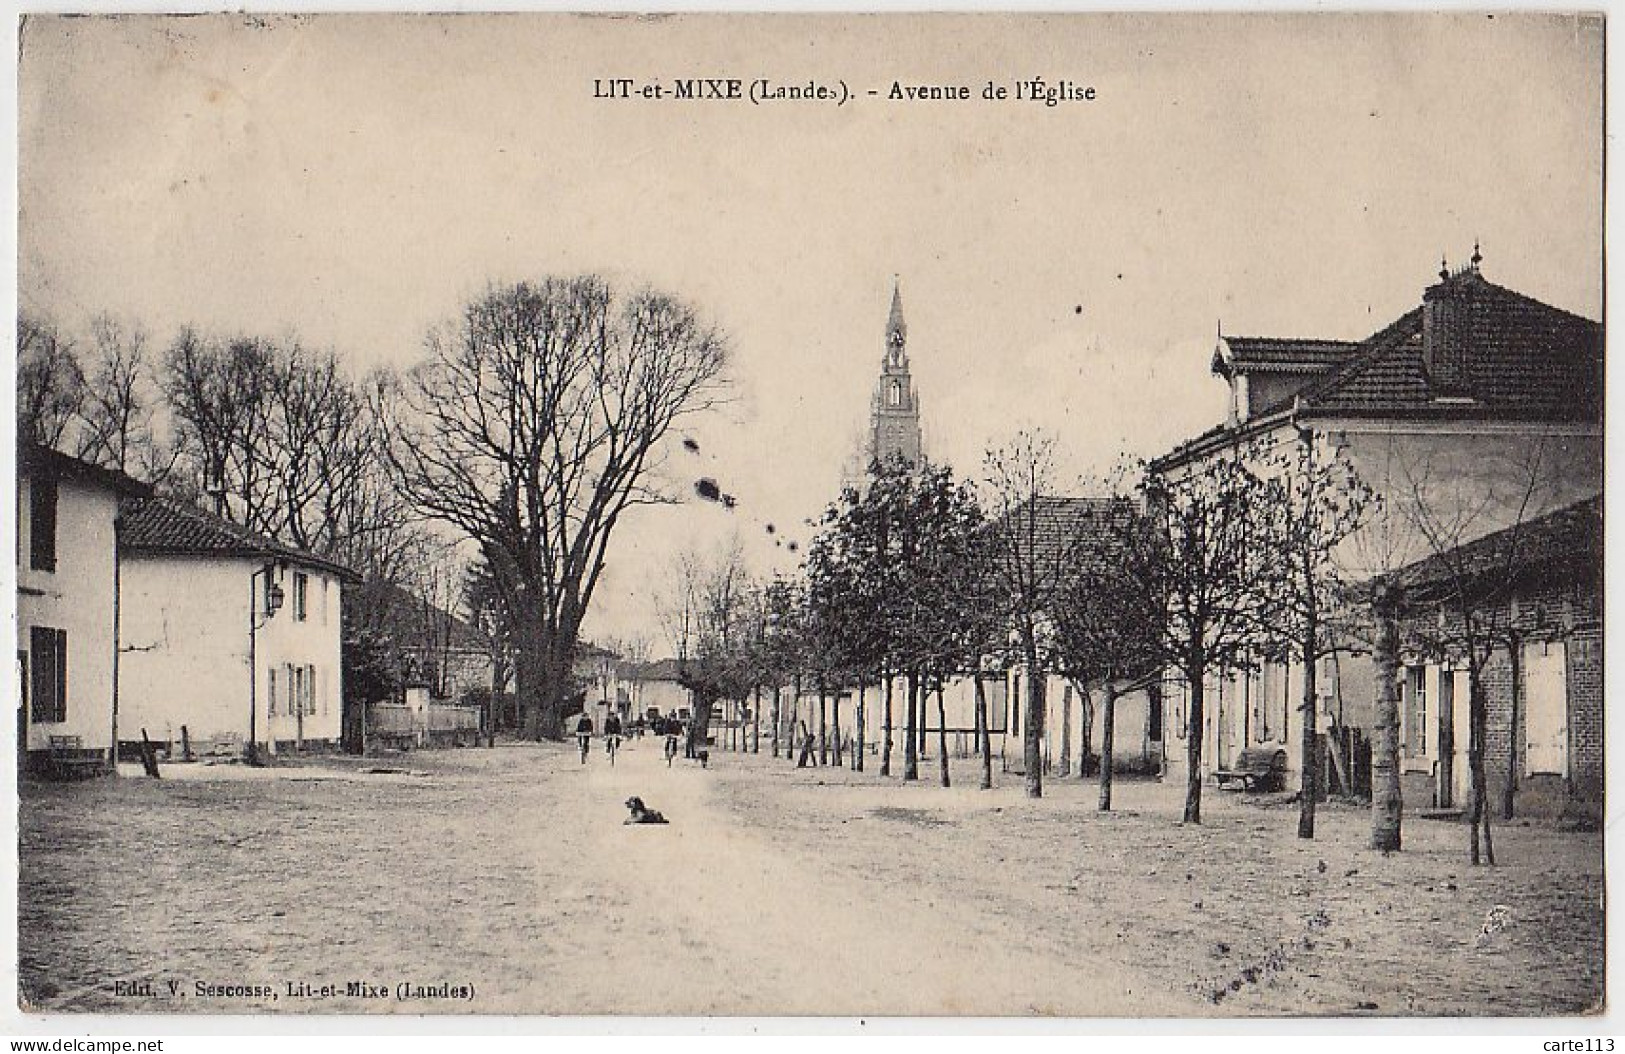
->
[869, 278, 923, 469]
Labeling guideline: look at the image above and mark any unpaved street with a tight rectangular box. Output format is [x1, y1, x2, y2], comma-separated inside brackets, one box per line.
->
[18, 739, 1601, 1017]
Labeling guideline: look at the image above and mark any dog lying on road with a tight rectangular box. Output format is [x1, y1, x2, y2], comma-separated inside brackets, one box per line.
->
[624, 796, 669, 825]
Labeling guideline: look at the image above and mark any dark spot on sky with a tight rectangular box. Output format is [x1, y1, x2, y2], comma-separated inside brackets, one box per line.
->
[786, 542, 799, 553]
[682, 437, 700, 453]
[694, 478, 721, 502]
[765, 523, 776, 534]
[1074, 305, 1083, 315]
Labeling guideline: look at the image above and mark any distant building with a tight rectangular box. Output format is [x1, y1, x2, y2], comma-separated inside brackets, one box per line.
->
[118, 494, 358, 758]
[17, 443, 149, 776]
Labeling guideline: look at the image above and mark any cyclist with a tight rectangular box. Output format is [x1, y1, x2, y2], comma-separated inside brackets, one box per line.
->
[574, 711, 594, 764]
[663, 710, 682, 767]
[603, 710, 624, 766]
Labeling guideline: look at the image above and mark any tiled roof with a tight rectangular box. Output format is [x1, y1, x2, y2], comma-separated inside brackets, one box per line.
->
[120, 494, 357, 580]
[1155, 269, 1602, 471]
[1214, 336, 1362, 376]
[1303, 283, 1602, 418]
[19, 441, 151, 497]
[991, 495, 1125, 569]
[629, 658, 687, 683]
[1391, 494, 1602, 600]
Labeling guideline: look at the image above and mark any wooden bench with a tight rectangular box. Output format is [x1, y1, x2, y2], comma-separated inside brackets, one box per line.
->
[1214, 747, 1288, 792]
[47, 735, 107, 780]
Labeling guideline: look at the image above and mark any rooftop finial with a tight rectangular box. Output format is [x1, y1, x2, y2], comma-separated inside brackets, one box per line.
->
[1470, 240, 1483, 270]
[1440, 254, 1450, 281]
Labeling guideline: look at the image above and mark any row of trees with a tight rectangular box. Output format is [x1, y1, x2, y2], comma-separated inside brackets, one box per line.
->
[660, 425, 1531, 867]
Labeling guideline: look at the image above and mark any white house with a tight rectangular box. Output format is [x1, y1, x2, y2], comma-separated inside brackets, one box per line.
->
[117, 495, 356, 758]
[17, 443, 149, 775]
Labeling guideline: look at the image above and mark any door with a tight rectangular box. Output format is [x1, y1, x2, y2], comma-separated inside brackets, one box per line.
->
[1523, 641, 1568, 777]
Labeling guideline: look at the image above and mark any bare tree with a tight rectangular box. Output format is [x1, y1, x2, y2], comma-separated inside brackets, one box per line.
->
[1260, 433, 1375, 839]
[981, 431, 1073, 799]
[1132, 451, 1280, 824]
[1384, 437, 1572, 864]
[387, 277, 728, 739]
[18, 312, 85, 448]
[658, 541, 758, 756]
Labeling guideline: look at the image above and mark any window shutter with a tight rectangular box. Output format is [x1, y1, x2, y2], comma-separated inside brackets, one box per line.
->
[268, 667, 278, 716]
[54, 629, 67, 723]
[29, 480, 57, 572]
[29, 627, 53, 723]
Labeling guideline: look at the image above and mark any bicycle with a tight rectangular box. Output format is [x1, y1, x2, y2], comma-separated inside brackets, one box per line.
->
[605, 734, 621, 767]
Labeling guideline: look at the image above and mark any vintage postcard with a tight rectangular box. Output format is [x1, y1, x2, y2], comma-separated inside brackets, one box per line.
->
[11, 12, 1605, 1023]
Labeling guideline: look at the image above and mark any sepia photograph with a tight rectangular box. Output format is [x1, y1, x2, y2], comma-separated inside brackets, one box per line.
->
[9, 11, 1606, 1024]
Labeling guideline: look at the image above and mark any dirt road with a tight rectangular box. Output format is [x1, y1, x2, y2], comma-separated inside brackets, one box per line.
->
[538, 740, 1196, 1015]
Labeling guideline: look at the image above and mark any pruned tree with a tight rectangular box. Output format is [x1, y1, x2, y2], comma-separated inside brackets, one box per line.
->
[387, 276, 728, 739]
[981, 431, 1074, 799]
[1383, 437, 1574, 864]
[1053, 490, 1162, 812]
[72, 314, 176, 481]
[1259, 432, 1375, 839]
[1131, 451, 1280, 824]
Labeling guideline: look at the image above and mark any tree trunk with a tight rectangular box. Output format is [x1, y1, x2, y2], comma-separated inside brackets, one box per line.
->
[771, 684, 781, 758]
[1059, 684, 1072, 778]
[1023, 641, 1045, 799]
[974, 674, 992, 790]
[832, 693, 843, 768]
[1099, 680, 1118, 811]
[1079, 685, 1093, 779]
[903, 673, 919, 781]
[1437, 664, 1455, 810]
[1370, 592, 1403, 852]
[854, 681, 866, 773]
[1183, 660, 1205, 824]
[1467, 668, 1496, 865]
[1502, 637, 1522, 821]
[689, 691, 717, 758]
[753, 685, 762, 754]
[937, 684, 950, 788]
[881, 668, 894, 777]
[1298, 631, 1319, 840]
[818, 683, 828, 766]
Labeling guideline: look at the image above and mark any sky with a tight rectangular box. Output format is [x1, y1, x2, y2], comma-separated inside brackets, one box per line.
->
[17, 13, 1604, 648]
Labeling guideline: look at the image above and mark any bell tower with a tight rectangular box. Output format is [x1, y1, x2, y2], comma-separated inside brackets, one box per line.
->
[868, 279, 924, 469]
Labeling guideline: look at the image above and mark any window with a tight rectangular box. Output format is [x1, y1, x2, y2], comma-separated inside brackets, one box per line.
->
[1147, 683, 1163, 741]
[321, 579, 330, 626]
[29, 627, 67, 723]
[293, 573, 308, 621]
[1405, 666, 1427, 755]
[889, 380, 902, 407]
[29, 479, 57, 572]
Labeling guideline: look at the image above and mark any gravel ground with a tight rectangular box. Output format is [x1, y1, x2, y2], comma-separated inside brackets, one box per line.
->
[16, 739, 1604, 1018]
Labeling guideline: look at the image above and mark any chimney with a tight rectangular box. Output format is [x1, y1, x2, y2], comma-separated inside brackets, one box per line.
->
[1421, 246, 1486, 399]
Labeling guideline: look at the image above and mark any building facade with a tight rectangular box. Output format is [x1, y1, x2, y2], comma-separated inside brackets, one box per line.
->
[118, 495, 355, 757]
[1150, 253, 1603, 806]
[17, 444, 148, 774]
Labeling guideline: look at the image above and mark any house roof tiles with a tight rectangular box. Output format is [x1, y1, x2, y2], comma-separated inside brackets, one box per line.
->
[120, 494, 358, 580]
